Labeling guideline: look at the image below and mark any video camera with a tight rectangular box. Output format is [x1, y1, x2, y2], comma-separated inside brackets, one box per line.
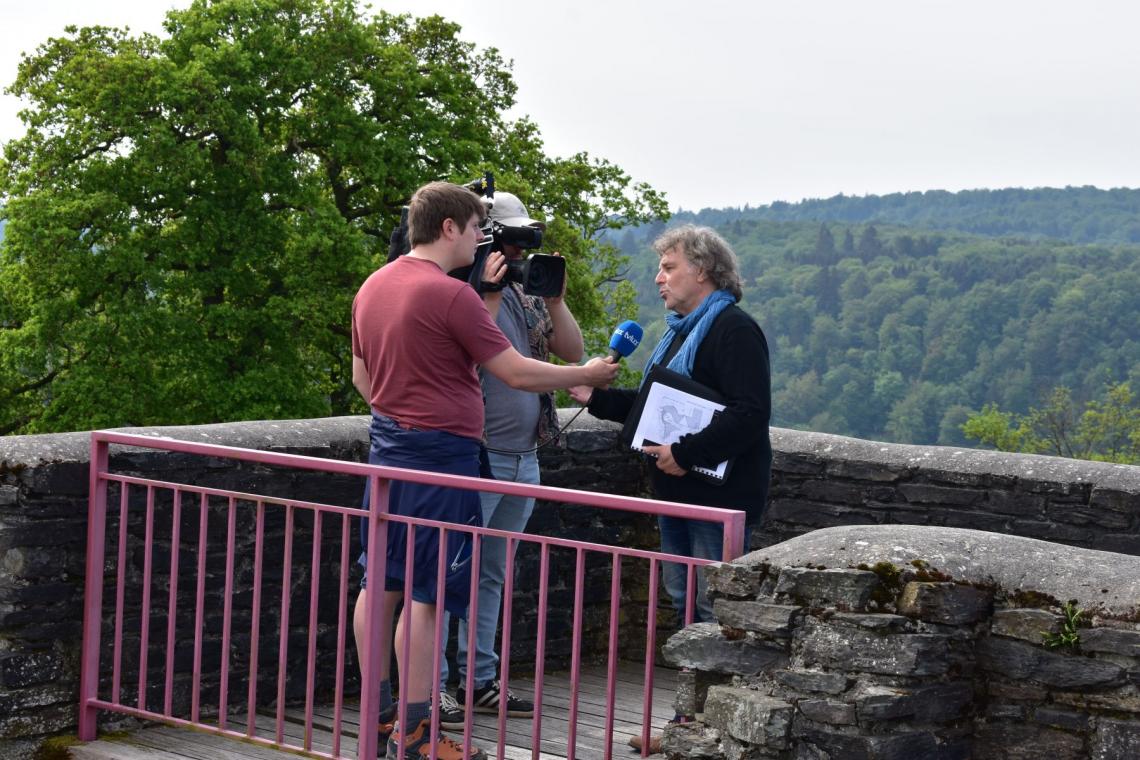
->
[387, 172, 566, 298]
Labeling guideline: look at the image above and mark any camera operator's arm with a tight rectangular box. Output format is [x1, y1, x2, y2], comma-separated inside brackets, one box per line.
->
[482, 346, 618, 392]
[544, 252, 584, 363]
[480, 250, 508, 319]
[352, 355, 371, 403]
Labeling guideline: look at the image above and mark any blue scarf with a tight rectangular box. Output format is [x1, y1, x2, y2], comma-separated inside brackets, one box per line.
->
[642, 289, 736, 384]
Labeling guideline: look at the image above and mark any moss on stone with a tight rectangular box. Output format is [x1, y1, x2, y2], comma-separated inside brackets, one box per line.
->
[33, 736, 80, 760]
[857, 561, 903, 608]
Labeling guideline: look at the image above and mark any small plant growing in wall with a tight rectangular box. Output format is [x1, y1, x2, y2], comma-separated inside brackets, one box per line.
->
[1042, 600, 1084, 650]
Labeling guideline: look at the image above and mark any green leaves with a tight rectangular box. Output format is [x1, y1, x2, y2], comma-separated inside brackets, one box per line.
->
[962, 383, 1140, 464]
[0, 0, 666, 433]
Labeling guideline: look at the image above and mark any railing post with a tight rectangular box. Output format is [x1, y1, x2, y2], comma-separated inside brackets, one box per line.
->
[722, 511, 746, 562]
[358, 472, 388, 760]
[79, 434, 110, 741]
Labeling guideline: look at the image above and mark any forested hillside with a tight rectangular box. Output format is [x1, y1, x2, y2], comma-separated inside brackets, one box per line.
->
[673, 186, 1140, 245]
[618, 216, 1140, 446]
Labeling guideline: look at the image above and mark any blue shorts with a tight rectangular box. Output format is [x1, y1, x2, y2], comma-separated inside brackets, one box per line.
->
[358, 413, 482, 617]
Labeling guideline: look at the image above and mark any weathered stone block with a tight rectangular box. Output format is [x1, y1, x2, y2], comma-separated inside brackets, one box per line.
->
[1032, 706, 1089, 732]
[975, 723, 1084, 760]
[773, 669, 848, 695]
[1100, 533, 1140, 554]
[796, 728, 946, 760]
[898, 483, 984, 506]
[0, 702, 75, 738]
[562, 429, 618, 453]
[978, 637, 1125, 689]
[823, 460, 904, 482]
[991, 609, 1063, 643]
[986, 680, 1048, 704]
[1052, 689, 1140, 714]
[941, 511, 1014, 533]
[802, 480, 866, 504]
[660, 721, 722, 760]
[1093, 718, 1140, 760]
[1048, 502, 1131, 529]
[721, 735, 779, 760]
[705, 562, 768, 598]
[773, 452, 825, 476]
[986, 490, 1045, 517]
[1011, 519, 1091, 543]
[1088, 487, 1140, 514]
[0, 485, 18, 506]
[712, 599, 802, 636]
[0, 684, 72, 715]
[0, 652, 62, 689]
[854, 682, 973, 723]
[1081, 627, 1140, 657]
[987, 703, 1026, 721]
[773, 568, 879, 611]
[764, 499, 880, 529]
[801, 623, 951, 676]
[704, 685, 792, 748]
[830, 614, 908, 633]
[673, 669, 730, 718]
[798, 698, 856, 725]
[663, 623, 788, 675]
[897, 582, 993, 624]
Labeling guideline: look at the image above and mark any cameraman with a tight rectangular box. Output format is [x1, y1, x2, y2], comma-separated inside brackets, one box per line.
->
[351, 182, 617, 760]
[436, 192, 582, 726]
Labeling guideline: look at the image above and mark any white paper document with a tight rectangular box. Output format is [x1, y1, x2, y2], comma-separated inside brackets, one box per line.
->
[629, 381, 730, 481]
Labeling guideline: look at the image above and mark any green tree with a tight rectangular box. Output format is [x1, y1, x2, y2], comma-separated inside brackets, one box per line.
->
[962, 382, 1140, 463]
[0, 0, 666, 433]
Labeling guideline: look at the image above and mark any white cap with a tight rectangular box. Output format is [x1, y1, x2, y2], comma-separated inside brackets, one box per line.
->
[489, 191, 545, 228]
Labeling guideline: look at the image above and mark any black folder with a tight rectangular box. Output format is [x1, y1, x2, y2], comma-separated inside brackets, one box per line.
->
[620, 364, 733, 484]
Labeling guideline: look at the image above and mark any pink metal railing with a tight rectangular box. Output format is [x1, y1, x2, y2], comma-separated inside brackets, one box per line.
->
[79, 430, 746, 760]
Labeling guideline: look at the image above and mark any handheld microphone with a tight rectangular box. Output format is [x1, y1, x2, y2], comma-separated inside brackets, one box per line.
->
[607, 320, 644, 361]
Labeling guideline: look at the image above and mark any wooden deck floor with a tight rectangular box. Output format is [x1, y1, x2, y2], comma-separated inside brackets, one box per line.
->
[71, 663, 676, 760]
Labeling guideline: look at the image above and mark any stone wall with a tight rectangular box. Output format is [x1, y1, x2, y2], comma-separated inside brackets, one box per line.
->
[662, 525, 1140, 760]
[759, 428, 1140, 556]
[2, 415, 1139, 757]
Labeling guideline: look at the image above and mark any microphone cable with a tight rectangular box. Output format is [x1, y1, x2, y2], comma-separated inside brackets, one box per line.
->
[483, 403, 590, 456]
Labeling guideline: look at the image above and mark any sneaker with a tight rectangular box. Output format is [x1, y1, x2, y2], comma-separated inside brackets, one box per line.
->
[436, 691, 465, 730]
[377, 703, 397, 757]
[627, 732, 663, 755]
[457, 679, 534, 717]
[627, 720, 679, 755]
[387, 718, 485, 760]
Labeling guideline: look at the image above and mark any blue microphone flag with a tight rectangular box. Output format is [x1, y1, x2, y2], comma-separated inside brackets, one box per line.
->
[608, 320, 643, 359]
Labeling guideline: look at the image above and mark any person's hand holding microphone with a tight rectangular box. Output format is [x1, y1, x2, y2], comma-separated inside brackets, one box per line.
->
[568, 320, 643, 404]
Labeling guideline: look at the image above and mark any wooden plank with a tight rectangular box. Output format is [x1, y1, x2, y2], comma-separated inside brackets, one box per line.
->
[71, 740, 194, 760]
[76, 662, 680, 760]
[141, 725, 305, 760]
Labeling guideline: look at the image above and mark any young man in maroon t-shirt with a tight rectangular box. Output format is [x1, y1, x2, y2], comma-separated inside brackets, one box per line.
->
[350, 182, 618, 760]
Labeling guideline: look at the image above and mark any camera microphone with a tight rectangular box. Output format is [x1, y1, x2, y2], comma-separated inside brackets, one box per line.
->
[607, 320, 643, 361]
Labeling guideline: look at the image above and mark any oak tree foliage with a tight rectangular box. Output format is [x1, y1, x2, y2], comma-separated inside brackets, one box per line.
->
[0, 0, 667, 433]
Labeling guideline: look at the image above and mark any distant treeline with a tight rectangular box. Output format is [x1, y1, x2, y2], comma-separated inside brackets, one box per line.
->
[616, 205, 1140, 446]
[670, 186, 1140, 246]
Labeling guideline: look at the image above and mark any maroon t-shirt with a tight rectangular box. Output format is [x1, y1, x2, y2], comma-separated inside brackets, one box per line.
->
[352, 256, 510, 440]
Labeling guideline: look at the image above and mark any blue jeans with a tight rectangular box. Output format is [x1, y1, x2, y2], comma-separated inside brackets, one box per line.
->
[440, 450, 539, 689]
[659, 515, 751, 625]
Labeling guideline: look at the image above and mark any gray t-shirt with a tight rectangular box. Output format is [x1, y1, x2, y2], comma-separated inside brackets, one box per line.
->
[481, 287, 542, 449]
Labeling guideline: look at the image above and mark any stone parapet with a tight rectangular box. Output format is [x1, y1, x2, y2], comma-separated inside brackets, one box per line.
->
[664, 526, 1140, 760]
[2, 415, 1139, 757]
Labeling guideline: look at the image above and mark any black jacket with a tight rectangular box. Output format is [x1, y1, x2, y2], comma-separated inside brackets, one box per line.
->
[588, 305, 771, 522]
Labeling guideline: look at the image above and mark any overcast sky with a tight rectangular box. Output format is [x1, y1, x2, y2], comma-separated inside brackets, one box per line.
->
[3, 0, 1139, 210]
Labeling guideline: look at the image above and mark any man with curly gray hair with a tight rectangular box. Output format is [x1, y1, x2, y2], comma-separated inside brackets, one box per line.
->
[571, 222, 771, 750]
[572, 223, 770, 614]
